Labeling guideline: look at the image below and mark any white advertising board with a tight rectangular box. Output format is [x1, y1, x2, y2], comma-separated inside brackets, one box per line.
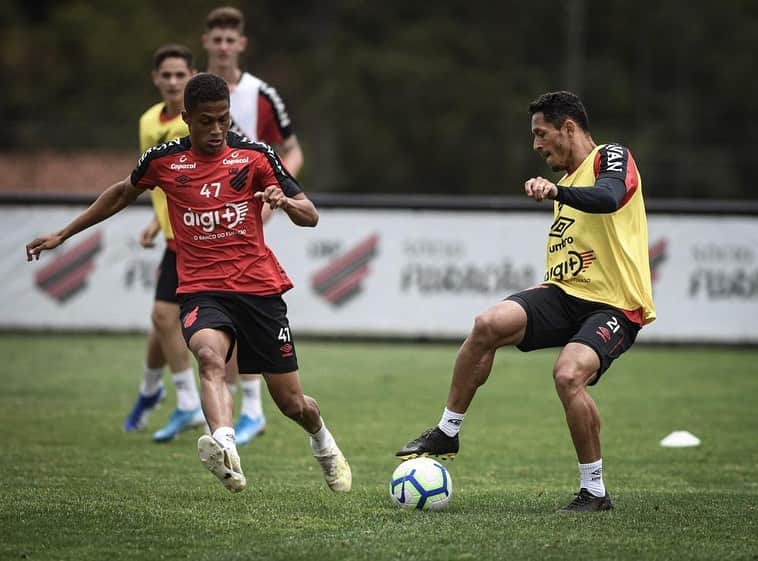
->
[2, 205, 757, 342]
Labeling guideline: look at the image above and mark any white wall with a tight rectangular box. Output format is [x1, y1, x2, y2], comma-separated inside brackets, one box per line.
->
[4, 205, 757, 342]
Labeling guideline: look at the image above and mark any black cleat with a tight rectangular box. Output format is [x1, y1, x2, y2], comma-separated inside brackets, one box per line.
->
[560, 488, 614, 512]
[395, 427, 459, 460]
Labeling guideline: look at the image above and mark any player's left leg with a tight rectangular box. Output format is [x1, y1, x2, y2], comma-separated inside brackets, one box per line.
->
[123, 328, 166, 431]
[552, 342, 612, 511]
[556, 309, 639, 512]
[264, 371, 351, 493]
[188, 327, 245, 493]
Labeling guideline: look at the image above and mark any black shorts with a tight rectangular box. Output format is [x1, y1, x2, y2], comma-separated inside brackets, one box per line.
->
[154, 247, 179, 303]
[178, 292, 298, 374]
[506, 284, 640, 384]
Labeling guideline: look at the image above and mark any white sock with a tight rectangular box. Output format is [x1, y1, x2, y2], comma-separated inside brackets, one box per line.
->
[240, 377, 264, 419]
[437, 407, 465, 437]
[171, 368, 201, 411]
[579, 459, 606, 497]
[140, 366, 164, 396]
[309, 418, 336, 455]
[212, 426, 237, 451]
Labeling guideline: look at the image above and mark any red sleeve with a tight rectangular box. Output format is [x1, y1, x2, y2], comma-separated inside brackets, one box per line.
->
[256, 82, 294, 144]
[130, 155, 162, 190]
[257, 95, 284, 144]
[251, 152, 278, 191]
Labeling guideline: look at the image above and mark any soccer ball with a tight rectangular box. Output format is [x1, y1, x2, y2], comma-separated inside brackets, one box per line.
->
[389, 457, 453, 511]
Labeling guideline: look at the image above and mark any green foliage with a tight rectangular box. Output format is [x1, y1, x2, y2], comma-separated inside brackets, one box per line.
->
[1, 1, 757, 197]
[1, 334, 757, 560]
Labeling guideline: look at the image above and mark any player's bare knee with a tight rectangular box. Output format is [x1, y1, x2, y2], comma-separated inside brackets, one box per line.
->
[151, 305, 177, 333]
[195, 346, 225, 378]
[553, 361, 593, 397]
[470, 311, 500, 347]
[278, 395, 306, 422]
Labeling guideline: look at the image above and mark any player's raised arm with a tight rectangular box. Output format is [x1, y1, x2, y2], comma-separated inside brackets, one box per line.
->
[254, 187, 318, 227]
[26, 176, 146, 261]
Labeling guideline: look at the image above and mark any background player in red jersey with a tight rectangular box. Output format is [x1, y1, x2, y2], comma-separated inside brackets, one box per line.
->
[26, 73, 351, 495]
[123, 44, 205, 442]
[202, 6, 305, 446]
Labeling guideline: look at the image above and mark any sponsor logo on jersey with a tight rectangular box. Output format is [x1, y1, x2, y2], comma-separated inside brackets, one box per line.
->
[549, 216, 575, 238]
[182, 201, 250, 233]
[223, 151, 251, 166]
[170, 155, 197, 171]
[544, 250, 596, 281]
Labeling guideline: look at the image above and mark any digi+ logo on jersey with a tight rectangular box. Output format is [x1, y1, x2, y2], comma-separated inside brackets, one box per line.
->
[544, 250, 596, 281]
[182, 201, 249, 233]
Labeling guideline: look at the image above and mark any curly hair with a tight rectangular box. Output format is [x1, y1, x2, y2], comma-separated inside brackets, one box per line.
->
[184, 73, 229, 113]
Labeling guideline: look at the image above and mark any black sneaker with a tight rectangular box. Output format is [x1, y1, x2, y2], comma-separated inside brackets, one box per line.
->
[560, 488, 613, 512]
[395, 427, 459, 460]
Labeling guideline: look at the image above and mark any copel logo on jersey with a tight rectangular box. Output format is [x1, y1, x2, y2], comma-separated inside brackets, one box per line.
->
[171, 154, 197, 171]
[223, 151, 250, 166]
[183, 201, 249, 238]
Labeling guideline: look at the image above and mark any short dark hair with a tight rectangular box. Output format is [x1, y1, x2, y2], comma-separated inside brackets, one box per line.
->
[206, 6, 245, 32]
[153, 44, 193, 70]
[184, 73, 229, 113]
[529, 91, 590, 131]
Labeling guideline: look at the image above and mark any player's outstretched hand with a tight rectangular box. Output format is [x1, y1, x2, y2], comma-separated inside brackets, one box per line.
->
[524, 176, 558, 203]
[254, 185, 290, 211]
[26, 233, 64, 262]
[139, 226, 157, 248]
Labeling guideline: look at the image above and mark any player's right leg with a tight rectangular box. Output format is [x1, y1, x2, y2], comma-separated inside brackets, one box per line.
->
[395, 297, 529, 460]
[150, 299, 204, 442]
[180, 296, 245, 493]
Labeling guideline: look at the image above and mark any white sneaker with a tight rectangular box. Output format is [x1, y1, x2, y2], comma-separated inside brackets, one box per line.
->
[313, 441, 352, 492]
[197, 435, 246, 493]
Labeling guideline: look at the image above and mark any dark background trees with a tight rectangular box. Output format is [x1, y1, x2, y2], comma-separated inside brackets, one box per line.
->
[1, 0, 756, 198]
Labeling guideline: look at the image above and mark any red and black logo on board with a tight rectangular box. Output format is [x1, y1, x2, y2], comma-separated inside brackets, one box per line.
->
[311, 234, 380, 307]
[649, 238, 668, 284]
[34, 231, 103, 303]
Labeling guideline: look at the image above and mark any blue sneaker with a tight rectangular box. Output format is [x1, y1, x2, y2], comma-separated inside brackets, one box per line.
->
[152, 407, 204, 442]
[123, 385, 165, 431]
[234, 414, 266, 446]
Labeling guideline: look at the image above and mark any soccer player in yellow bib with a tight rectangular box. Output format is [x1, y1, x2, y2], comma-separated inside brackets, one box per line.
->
[397, 91, 655, 512]
[123, 44, 205, 441]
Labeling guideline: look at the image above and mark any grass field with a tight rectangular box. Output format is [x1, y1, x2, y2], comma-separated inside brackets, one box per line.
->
[1, 334, 757, 561]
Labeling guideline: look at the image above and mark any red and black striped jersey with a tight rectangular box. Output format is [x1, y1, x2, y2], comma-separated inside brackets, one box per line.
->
[130, 131, 301, 296]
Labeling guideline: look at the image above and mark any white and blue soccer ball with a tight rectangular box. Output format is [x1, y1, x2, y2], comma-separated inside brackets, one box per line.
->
[389, 457, 453, 511]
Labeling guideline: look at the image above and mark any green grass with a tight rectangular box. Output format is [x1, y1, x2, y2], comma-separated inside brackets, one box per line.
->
[1, 334, 757, 561]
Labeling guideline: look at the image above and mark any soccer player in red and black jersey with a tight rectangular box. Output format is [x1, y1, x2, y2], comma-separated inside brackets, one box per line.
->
[26, 73, 351, 495]
[202, 6, 305, 446]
